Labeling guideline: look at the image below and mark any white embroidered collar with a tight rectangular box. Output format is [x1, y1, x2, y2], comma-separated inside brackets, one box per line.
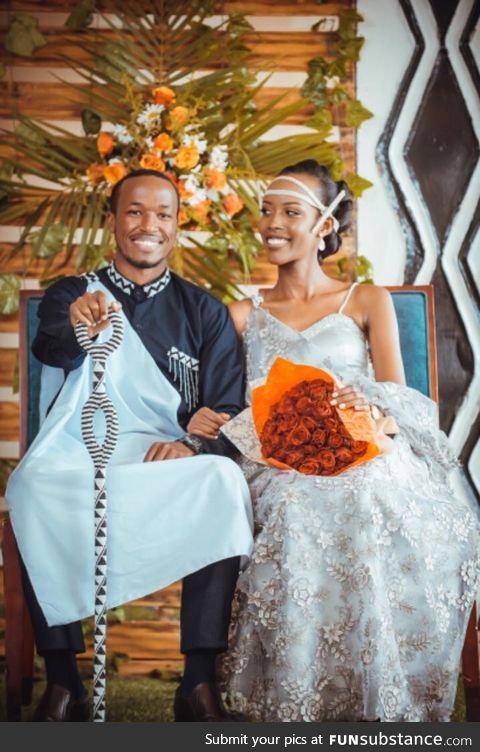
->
[106, 262, 171, 299]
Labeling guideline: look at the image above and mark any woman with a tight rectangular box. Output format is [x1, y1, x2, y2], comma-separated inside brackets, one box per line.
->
[188, 160, 480, 721]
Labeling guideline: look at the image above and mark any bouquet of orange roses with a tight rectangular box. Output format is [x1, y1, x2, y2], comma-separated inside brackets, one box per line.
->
[222, 358, 391, 476]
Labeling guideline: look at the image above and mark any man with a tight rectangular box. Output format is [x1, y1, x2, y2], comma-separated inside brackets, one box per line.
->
[6, 169, 253, 722]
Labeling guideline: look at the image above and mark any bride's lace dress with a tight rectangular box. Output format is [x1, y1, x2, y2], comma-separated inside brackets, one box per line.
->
[220, 291, 480, 722]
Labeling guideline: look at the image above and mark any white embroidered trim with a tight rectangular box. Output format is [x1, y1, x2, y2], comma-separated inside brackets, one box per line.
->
[167, 346, 200, 411]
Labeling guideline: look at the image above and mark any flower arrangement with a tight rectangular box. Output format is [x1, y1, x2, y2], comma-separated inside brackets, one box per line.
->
[252, 358, 380, 476]
[0, 1, 372, 310]
[85, 85, 244, 232]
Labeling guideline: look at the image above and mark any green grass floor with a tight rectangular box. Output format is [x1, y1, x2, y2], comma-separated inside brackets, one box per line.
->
[0, 673, 467, 723]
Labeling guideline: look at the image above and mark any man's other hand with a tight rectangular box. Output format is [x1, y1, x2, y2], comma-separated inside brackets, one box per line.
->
[187, 407, 230, 439]
[70, 291, 122, 338]
[144, 441, 194, 462]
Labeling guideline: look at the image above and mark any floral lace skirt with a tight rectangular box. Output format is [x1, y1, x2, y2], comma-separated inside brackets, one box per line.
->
[220, 435, 480, 722]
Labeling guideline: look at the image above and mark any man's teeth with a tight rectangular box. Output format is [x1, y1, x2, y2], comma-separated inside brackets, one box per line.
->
[133, 239, 160, 247]
[266, 237, 288, 247]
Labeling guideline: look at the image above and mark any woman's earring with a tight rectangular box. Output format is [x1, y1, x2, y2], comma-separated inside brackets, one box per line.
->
[318, 237, 326, 251]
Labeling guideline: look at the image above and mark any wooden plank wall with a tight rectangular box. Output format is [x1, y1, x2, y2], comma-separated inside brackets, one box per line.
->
[0, 0, 356, 462]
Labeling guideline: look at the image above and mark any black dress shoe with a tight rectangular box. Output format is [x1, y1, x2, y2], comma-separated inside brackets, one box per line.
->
[174, 683, 245, 722]
[33, 684, 90, 722]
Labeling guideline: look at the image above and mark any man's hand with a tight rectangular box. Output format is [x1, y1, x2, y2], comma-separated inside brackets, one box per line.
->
[187, 407, 230, 439]
[144, 441, 195, 462]
[70, 291, 121, 339]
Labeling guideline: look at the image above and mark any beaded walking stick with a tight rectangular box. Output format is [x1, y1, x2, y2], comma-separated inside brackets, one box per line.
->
[75, 312, 124, 722]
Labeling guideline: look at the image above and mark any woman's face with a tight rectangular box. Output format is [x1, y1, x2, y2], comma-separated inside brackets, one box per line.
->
[258, 173, 324, 266]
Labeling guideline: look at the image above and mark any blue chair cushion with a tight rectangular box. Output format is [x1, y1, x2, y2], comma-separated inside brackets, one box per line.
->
[390, 291, 431, 399]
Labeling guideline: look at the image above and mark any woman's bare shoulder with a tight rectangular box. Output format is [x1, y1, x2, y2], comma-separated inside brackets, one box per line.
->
[228, 298, 254, 336]
[355, 284, 394, 315]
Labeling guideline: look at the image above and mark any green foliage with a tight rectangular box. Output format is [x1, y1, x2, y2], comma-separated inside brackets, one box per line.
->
[1, 1, 373, 302]
[336, 254, 374, 285]
[65, 0, 97, 30]
[0, 459, 18, 495]
[4, 14, 47, 57]
[344, 99, 374, 128]
[0, 274, 21, 315]
[81, 109, 102, 135]
[345, 173, 374, 198]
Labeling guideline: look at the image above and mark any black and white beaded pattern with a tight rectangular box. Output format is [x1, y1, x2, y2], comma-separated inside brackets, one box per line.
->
[75, 312, 124, 722]
[167, 346, 200, 411]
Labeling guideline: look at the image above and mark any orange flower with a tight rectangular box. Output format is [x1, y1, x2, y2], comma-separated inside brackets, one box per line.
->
[166, 106, 189, 130]
[223, 193, 244, 217]
[139, 153, 166, 171]
[177, 207, 189, 225]
[191, 200, 211, 224]
[177, 179, 194, 199]
[86, 163, 105, 184]
[175, 142, 200, 170]
[97, 132, 114, 158]
[204, 168, 226, 190]
[153, 132, 174, 152]
[104, 162, 128, 185]
[152, 86, 176, 107]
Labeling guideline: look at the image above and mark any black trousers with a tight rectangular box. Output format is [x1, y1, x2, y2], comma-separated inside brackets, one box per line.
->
[21, 555, 240, 656]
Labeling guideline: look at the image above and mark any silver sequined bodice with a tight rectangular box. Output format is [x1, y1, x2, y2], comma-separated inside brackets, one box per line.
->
[244, 301, 372, 402]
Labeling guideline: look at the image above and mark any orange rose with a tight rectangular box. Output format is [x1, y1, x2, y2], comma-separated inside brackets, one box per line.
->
[336, 447, 354, 464]
[166, 106, 189, 130]
[314, 401, 333, 418]
[204, 168, 227, 190]
[191, 200, 211, 224]
[327, 432, 344, 449]
[97, 132, 114, 158]
[153, 132, 174, 152]
[309, 381, 328, 400]
[312, 429, 327, 447]
[288, 424, 311, 446]
[298, 460, 322, 475]
[86, 163, 105, 184]
[139, 153, 166, 171]
[316, 450, 336, 472]
[152, 86, 176, 107]
[285, 450, 304, 466]
[296, 396, 314, 414]
[104, 162, 128, 185]
[351, 440, 368, 456]
[223, 193, 244, 217]
[175, 142, 200, 170]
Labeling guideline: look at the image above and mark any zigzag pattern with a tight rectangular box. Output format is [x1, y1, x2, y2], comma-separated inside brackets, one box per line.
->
[76, 310, 124, 722]
[106, 262, 171, 298]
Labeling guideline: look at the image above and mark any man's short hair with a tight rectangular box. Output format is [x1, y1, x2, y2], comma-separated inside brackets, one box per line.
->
[109, 168, 180, 215]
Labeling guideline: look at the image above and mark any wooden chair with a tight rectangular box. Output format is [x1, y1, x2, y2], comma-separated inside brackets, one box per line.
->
[2, 286, 479, 720]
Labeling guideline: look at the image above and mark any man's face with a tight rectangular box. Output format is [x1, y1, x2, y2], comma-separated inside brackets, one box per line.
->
[108, 175, 178, 274]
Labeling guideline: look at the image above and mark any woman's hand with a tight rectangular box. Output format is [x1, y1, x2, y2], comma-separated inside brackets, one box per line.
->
[187, 407, 231, 439]
[330, 385, 369, 412]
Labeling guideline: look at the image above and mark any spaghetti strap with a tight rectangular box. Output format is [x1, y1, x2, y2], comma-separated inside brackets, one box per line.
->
[338, 282, 359, 314]
[251, 291, 265, 308]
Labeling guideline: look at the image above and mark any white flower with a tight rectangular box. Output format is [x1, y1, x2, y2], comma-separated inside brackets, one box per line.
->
[183, 133, 208, 154]
[112, 123, 133, 145]
[325, 75, 340, 90]
[107, 157, 122, 165]
[136, 103, 165, 129]
[186, 187, 207, 206]
[145, 136, 154, 150]
[209, 144, 229, 171]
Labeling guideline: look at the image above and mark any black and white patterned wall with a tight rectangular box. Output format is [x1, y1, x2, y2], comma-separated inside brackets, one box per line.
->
[357, 0, 479, 500]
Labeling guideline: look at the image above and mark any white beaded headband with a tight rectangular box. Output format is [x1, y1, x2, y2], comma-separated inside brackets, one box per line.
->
[263, 175, 346, 234]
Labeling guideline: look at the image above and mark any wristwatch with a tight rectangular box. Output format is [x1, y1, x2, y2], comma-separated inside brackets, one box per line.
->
[179, 433, 203, 455]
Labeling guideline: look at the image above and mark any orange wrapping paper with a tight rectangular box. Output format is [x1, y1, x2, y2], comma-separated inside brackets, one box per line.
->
[251, 358, 380, 476]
